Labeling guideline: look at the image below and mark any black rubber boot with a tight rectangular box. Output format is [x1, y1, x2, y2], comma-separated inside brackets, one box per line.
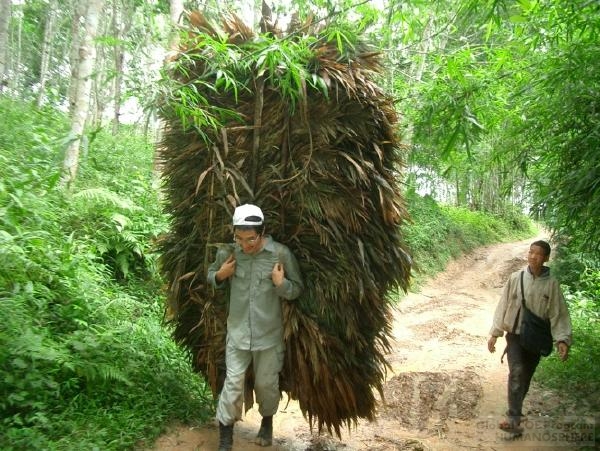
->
[255, 415, 273, 446]
[218, 422, 233, 451]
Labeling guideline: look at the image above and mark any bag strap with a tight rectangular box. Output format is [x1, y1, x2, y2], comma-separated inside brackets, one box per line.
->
[520, 270, 527, 309]
[511, 270, 525, 334]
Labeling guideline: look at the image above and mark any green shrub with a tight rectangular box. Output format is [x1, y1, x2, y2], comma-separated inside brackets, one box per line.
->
[402, 189, 535, 288]
[0, 98, 212, 450]
[535, 278, 600, 411]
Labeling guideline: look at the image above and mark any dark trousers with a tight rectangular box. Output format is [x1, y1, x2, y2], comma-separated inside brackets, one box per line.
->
[506, 333, 541, 422]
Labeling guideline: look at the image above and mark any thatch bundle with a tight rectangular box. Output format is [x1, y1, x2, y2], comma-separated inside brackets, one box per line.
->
[157, 11, 412, 437]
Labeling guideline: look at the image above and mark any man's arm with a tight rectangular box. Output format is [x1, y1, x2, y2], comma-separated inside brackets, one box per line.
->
[487, 273, 519, 353]
[548, 279, 572, 358]
[489, 277, 512, 338]
[273, 247, 303, 300]
[207, 247, 234, 288]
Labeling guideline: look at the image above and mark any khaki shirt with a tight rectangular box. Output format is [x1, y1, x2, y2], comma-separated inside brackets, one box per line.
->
[489, 266, 572, 345]
[207, 235, 303, 350]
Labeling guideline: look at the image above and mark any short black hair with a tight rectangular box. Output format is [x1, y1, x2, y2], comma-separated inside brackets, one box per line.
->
[532, 240, 551, 257]
[234, 224, 265, 235]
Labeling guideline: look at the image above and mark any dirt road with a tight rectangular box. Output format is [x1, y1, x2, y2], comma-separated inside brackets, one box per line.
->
[148, 238, 590, 450]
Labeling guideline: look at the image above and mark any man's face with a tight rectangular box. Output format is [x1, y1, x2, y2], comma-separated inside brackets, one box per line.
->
[528, 244, 549, 271]
[234, 229, 262, 255]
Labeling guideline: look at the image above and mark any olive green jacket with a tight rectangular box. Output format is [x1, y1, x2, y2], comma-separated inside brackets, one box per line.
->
[207, 235, 303, 350]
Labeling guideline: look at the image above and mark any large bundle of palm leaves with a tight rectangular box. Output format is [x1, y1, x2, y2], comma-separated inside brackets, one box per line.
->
[156, 10, 412, 437]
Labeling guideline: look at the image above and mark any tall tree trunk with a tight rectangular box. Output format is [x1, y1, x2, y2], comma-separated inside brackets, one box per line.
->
[62, 0, 105, 186]
[91, 8, 112, 129]
[111, 0, 133, 135]
[0, 0, 10, 92]
[112, 0, 122, 134]
[68, 0, 87, 115]
[36, 1, 56, 108]
[167, 0, 184, 58]
[11, 3, 23, 94]
[153, 0, 184, 173]
[455, 172, 460, 206]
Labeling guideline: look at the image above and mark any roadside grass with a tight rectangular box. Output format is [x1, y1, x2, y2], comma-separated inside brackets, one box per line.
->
[401, 191, 537, 291]
[534, 271, 600, 419]
[0, 98, 214, 450]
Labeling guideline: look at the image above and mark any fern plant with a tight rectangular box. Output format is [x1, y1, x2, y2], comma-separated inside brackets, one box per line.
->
[1, 97, 212, 450]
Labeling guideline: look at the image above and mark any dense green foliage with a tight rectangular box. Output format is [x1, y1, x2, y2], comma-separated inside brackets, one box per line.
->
[535, 245, 600, 409]
[517, 12, 600, 252]
[403, 189, 535, 287]
[393, 0, 600, 254]
[2, 0, 598, 248]
[535, 271, 600, 400]
[1, 93, 598, 447]
[0, 98, 213, 450]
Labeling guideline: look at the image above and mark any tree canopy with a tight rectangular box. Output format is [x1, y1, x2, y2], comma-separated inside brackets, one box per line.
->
[1, 0, 598, 253]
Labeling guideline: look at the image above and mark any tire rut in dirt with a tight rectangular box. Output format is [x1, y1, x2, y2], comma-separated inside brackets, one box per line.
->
[382, 370, 483, 432]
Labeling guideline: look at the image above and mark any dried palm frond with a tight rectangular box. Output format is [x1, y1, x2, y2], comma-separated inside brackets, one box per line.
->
[156, 11, 412, 438]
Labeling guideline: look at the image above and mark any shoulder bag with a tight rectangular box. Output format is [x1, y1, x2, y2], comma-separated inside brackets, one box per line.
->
[514, 271, 553, 356]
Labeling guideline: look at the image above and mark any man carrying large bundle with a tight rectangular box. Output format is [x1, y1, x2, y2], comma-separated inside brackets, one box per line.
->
[207, 204, 304, 450]
[158, 9, 414, 440]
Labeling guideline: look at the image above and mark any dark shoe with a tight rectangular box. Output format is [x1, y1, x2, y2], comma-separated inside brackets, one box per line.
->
[218, 422, 233, 451]
[255, 415, 273, 446]
[499, 419, 523, 435]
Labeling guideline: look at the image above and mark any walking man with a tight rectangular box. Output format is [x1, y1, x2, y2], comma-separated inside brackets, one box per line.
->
[487, 240, 572, 434]
[207, 204, 303, 450]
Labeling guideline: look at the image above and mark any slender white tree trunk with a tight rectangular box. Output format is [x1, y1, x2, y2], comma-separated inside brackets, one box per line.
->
[111, 0, 132, 135]
[68, 0, 87, 114]
[91, 13, 111, 129]
[37, 1, 56, 107]
[170, 0, 184, 28]
[167, 0, 184, 57]
[10, 4, 23, 93]
[62, 0, 105, 186]
[0, 0, 10, 91]
[152, 0, 184, 173]
[111, 0, 122, 134]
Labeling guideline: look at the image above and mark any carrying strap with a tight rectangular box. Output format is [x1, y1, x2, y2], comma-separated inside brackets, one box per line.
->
[502, 271, 525, 363]
[512, 270, 526, 333]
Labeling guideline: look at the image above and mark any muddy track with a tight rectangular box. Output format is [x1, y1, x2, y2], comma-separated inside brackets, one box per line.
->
[145, 238, 592, 451]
